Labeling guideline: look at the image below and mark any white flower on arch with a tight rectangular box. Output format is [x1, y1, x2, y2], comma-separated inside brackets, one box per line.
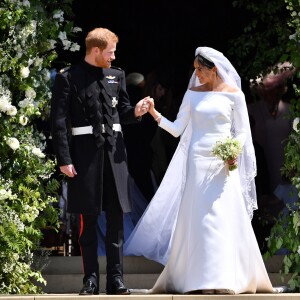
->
[6, 137, 20, 151]
[20, 66, 30, 78]
[32, 147, 45, 158]
[25, 87, 36, 99]
[19, 115, 28, 126]
[6, 105, 17, 116]
[293, 117, 299, 132]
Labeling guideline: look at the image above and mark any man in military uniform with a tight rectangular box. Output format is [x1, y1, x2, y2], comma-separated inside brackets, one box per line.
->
[51, 27, 150, 295]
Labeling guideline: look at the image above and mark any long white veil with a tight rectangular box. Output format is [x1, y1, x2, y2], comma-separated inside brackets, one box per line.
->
[124, 120, 191, 265]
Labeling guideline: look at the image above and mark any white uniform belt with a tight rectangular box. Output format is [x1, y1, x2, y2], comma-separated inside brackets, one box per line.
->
[71, 124, 121, 136]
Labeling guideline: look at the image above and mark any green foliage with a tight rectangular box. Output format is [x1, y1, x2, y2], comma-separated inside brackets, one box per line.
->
[0, 0, 81, 294]
[230, 0, 300, 291]
[282, 99, 300, 186]
[229, 0, 298, 81]
[264, 203, 300, 290]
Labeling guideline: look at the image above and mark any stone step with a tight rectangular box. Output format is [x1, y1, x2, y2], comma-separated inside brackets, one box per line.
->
[41, 256, 164, 274]
[38, 256, 162, 293]
[36, 255, 293, 294]
[41, 273, 293, 294]
[0, 293, 299, 299]
[41, 255, 283, 274]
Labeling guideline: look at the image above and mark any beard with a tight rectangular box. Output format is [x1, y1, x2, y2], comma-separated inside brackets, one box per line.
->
[95, 55, 111, 68]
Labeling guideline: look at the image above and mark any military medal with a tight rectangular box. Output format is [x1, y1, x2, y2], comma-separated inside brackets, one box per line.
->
[112, 97, 118, 107]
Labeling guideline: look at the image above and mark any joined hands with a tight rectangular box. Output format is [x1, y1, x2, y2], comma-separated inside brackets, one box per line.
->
[134, 96, 152, 117]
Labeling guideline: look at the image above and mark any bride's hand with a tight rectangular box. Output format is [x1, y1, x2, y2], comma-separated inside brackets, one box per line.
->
[227, 158, 237, 167]
[144, 97, 161, 122]
[145, 97, 155, 114]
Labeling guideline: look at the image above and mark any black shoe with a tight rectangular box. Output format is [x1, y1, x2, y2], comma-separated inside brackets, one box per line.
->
[106, 278, 131, 295]
[79, 279, 99, 295]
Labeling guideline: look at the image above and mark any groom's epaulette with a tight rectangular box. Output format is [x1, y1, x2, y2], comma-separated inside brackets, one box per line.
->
[59, 66, 72, 74]
[111, 66, 123, 71]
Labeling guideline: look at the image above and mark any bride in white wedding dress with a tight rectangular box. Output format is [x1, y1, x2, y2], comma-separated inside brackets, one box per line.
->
[124, 47, 277, 294]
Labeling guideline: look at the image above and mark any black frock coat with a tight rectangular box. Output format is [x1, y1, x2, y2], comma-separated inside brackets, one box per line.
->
[51, 60, 139, 214]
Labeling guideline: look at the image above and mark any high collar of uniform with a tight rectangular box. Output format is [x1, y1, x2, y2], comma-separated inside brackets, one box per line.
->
[81, 60, 104, 77]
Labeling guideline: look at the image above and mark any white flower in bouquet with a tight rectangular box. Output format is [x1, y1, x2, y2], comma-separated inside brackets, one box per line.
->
[212, 137, 242, 172]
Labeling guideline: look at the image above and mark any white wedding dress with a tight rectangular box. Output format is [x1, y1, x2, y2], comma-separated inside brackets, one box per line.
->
[124, 90, 274, 294]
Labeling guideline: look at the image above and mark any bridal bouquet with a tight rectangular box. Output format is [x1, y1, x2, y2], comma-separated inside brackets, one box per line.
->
[212, 137, 242, 172]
